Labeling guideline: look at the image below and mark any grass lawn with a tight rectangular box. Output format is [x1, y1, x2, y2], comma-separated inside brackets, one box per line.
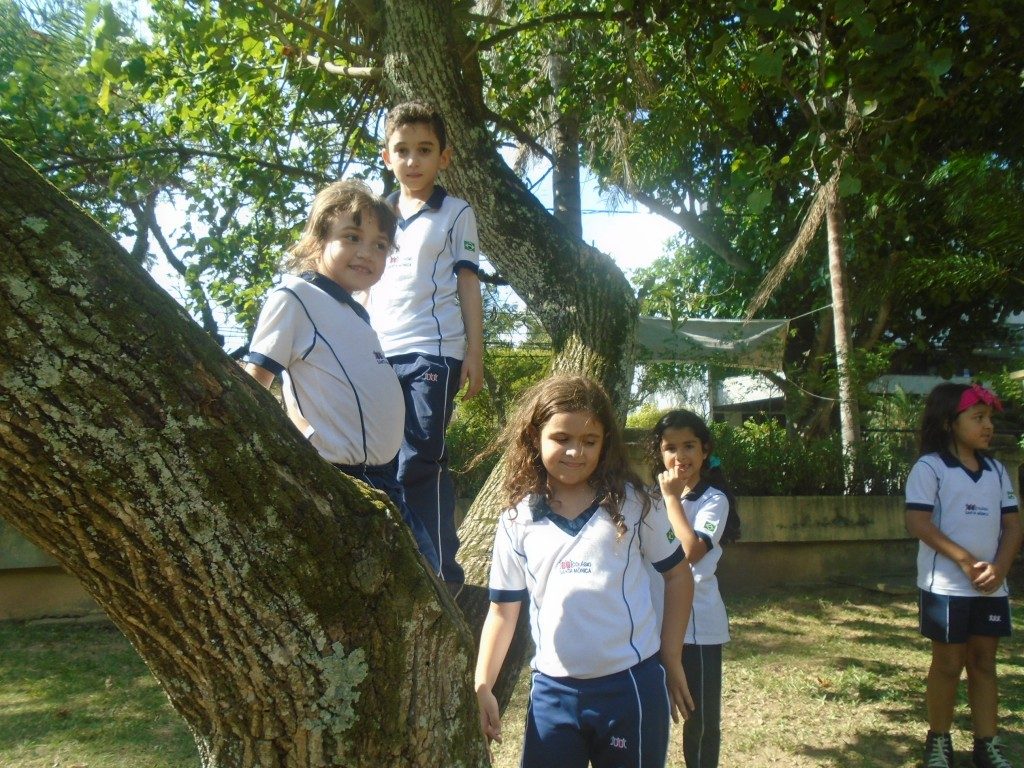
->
[0, 618, 196, 768]
[0, 585, 1021, 767]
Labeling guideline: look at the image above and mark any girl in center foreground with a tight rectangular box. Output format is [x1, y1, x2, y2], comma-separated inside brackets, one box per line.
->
[474, 375, 695, 768]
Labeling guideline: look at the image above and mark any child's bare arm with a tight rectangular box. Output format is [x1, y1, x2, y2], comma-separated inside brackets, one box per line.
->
[658, 469, 709, 563]
[456, 269, 485, 400]
[243, 362, 275, 389]
[474, 600, 520, 745]
[906, 509, 979, 579]
[660, 561, 695, 722]
[976, 512, 1023, 593]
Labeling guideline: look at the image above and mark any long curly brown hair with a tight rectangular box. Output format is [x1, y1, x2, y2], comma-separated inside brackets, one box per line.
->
[484, 374, 649, 537]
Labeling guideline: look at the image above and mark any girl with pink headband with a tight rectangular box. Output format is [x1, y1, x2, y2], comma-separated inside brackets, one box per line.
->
[905, 382, 1021, 768]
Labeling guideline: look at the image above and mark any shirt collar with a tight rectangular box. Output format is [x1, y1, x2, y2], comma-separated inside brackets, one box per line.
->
[684, 479, 710, 501]
[527, 493, 601, 521]
[938, 449, 988, 468]
[388, 185, 448, 226]
[300, 271, 370, 325]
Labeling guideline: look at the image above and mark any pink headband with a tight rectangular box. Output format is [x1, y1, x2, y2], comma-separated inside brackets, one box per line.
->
[957, 383, 1003, 414]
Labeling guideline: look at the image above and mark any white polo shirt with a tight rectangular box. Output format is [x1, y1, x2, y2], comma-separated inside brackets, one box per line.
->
[648, 482, 731, 645]
[906, 451, 1019, 597]
[488, 485, 685, 679]
[367, 186, 479, 360]
[244, 272, 405, 467]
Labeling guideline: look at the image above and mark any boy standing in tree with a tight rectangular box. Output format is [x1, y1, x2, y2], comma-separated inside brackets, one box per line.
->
[367, 100, 485, 594]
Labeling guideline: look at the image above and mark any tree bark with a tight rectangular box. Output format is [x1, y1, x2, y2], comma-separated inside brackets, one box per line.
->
[825, 188, 861, 490]
[0, 141, 489, 768]
[546, 50, 583, 240]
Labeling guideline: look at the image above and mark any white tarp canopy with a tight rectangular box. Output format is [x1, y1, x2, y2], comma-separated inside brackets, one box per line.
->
[635, 316, 789, 371]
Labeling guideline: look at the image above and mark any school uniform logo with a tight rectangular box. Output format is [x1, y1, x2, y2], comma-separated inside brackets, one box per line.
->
[463, 240, 476, 252]
[665, 529, 676, 543]
[703, 521, 718, 533]
[964, 503, 989, 516]
[558, 559, 593, 574]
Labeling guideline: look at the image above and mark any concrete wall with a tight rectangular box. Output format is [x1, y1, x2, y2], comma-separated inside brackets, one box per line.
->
[0, 521, 97, 620]
[717, 495, 916, 594]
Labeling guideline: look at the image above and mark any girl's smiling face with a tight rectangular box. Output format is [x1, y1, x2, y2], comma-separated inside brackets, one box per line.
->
[537, 410, 604, 495]
[659, 426, 709, 490]
[316, 211, 391, 293]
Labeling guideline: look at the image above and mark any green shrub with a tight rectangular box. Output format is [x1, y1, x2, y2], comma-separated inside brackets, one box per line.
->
[708, 419, 914, 496]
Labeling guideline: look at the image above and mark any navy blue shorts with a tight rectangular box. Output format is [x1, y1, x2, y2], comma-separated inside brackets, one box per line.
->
[919, 589, 1012, 644]
[521, 654, 670, 768]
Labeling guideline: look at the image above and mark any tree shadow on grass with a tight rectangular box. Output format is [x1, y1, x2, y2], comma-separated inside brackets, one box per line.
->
[795, 728, 918, 767]
[0, 620, 196, 766]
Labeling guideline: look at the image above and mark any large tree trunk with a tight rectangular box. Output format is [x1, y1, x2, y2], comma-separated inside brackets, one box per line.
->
[0, 142, 489, 768]
[379, 0, 640, 706]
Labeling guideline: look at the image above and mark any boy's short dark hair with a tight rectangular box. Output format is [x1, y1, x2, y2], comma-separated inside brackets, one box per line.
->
[384, 100, 448, 152]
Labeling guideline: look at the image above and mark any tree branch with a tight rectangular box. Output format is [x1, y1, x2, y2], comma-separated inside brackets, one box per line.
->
[744, 172, 837, 319]
[42, 146, 330, 184]
[305, 55, 382, 79]
[477, 9, 629, 51]
[125, 195, 224, 345]
[630, 189, 750, 272]
[253, 0, 374, 59]
[484, 107, 554, 164]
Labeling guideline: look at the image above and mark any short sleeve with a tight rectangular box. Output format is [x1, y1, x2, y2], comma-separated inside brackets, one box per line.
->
[905, 458, 939, 512]
[244, 289, 310, 377]
[643, 498, 686, 572]
[450, 204, 480, 274]
[488, 513, 528, 602]
[691, 492, 730, 552]
[997, 461, 1020, 515]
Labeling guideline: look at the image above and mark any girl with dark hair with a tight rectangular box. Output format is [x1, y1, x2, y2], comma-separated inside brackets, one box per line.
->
[648, 409, 737, 768]
[906, 383, 1021, 768]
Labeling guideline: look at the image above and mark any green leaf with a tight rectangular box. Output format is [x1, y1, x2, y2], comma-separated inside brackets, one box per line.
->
[838, 174, 861, 197]
[82, 0, 102, 37]
[750, 49, 784, 81]
[97, 78, 111, 114]
[823, 65, 843, 89]
[747, 188, 772, 214]
[125, 57, 147, 84]
[850, 12, 875, 39]
[925, 48, 953, 80]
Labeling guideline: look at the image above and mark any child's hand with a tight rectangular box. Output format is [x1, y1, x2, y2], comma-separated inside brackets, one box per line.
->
[663, 658, 694, 723]
[972, 561, 1004, 594]
[476, 685, 502, 748]
[658, 467, 688, 499]
[460, 350, 485, 400]
[959, 559, 987, 586]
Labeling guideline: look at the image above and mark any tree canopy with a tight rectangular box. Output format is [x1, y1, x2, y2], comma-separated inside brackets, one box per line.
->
[4, 1, 1022, 411]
